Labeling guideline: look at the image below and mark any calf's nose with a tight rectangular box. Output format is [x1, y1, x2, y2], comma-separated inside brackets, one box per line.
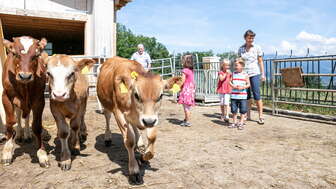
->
[53, 91, 66, 98]
[18, 72, 32, 81]
[142, 118, 157, 127]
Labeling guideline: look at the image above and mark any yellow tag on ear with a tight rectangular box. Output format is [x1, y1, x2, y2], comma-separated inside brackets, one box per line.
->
[131, 71, 138, 80]
[119, 82, 128, 93]
[81, 66, 89, 74]
[170, 84, 181, 93]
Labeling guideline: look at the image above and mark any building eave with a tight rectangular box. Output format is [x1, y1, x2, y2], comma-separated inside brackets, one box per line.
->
[115, 0, 132, 10]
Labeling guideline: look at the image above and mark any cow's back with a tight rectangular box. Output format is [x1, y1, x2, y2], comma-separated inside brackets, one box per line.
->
[97, 57, 145, 112]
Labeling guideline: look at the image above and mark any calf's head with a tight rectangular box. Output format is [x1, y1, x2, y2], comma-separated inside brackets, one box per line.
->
[128, 73, 182, 128]
[3, 36, 47, 83]
[45, 55, 95, 102]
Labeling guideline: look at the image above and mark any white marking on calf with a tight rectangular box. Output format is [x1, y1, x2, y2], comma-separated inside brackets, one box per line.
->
[19, 37, 34, 54]
[48, 65, 74, 99]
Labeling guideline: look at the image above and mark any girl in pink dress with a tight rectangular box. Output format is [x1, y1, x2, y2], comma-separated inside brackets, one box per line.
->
[178, 55, 195, 127]
[217, 59, 232, 123]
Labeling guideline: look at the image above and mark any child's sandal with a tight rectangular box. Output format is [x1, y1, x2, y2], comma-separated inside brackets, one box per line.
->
[237, 123, 245, 130]
[257, 118, 265, 125]
[228, 123, 236, 128]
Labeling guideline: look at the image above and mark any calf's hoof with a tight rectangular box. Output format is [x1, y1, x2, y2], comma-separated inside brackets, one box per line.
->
[129, 173, 144, 185]
[1, 158, 12, 166]
[37, 149, 50, 168]
[59, 159, 71, 171]
[141, 151, 154, 161]
[2, 139, 14, 165]
[137, 145, 146, 154]
[24, 137, 33, 144]
[71, 148, 80, 156]
[104, 140, 112, 147]
[79, 134, 87, 143]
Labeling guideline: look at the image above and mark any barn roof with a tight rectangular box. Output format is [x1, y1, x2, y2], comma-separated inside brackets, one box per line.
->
[115, 0, 133, 10]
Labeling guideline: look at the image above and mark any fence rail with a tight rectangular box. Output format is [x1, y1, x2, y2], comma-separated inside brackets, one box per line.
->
[63, 54, 335, 117]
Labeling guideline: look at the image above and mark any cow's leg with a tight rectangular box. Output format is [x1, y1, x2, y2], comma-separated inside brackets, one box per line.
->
[112, 109, 142, 185]
[79, 99, 88, 143]
[14, 107, 24, 143]
[32, 100, 49, 168]
[133, 127, 145, 154]
[57, 117, 71, 170]
[103, 110, 113, 146]
[69, 116, 81, 155]
[23, 113, 32, 143]
[15, 107, 32, 143]
[125, 124, 143, 185]
[2, 93, 16, 165]
[142, 127, 157, 161]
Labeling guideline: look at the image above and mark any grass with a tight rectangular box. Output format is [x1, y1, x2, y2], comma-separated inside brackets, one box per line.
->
[263, 99, 336, 116]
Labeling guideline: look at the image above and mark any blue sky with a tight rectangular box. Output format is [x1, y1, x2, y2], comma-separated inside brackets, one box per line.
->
[118, 0, 336, 56]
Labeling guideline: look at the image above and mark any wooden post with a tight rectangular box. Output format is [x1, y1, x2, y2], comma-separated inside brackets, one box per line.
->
[0, 19, 6, 132]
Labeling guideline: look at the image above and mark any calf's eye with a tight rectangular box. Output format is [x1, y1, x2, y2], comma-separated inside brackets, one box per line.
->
[134, 92, 141, 102]
[47, 72, 53, 78]
[67, 72, 75, 79]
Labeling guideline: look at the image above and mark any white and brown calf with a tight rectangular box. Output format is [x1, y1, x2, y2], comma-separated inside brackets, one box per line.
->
[44, 54, 94, 170]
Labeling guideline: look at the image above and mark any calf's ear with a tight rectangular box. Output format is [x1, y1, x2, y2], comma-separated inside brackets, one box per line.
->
[163, 76, 183, 91]
[40, 52, 49, 65]
[76, 59, 96, 72]
[3, 39, 15, 54]
[39, 38, 48, 49]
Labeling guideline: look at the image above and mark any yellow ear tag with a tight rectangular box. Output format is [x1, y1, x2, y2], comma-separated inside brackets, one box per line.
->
[81, 66, 89, 74]
[119, 82, 128, 93]
[131, 71, 138, 80]
[170, 84, 181, 93]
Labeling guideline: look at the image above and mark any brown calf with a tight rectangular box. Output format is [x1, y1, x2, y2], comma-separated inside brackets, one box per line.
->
[44, 54, 95, 170]
[97, 57, 181, 185]
[1, 36, 48, 167]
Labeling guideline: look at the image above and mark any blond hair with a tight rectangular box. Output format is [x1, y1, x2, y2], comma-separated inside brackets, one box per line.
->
[235, 57, 245, 67]
[220, 59, 230, 71]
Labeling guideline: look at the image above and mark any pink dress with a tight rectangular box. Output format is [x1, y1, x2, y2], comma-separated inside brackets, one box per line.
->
[217, 71, 232, 94]
[178, 68, 195, 106]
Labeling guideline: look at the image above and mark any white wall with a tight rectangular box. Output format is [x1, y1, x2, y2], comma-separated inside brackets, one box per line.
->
[0, 0, 117, 56]
[0, 0, 88, 14]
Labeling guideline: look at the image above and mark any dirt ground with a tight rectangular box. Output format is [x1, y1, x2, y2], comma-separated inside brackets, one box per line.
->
[0, 98, 335, 189]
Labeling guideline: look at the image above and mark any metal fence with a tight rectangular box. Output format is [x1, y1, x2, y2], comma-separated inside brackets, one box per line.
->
[71, 54, 335, 116]
[271, 55, 336, 114]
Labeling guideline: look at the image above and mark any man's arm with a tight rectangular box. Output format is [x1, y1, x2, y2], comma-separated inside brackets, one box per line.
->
[147, 53, 152, 69]
[130, 53, 136, 61]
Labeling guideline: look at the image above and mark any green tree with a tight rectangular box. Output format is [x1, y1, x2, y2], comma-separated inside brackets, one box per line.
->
[116, 23, 169, 59]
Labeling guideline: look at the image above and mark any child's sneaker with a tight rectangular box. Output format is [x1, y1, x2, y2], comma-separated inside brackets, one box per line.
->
[184, 122, 192, 127]
[237, 123, 245, 130]
[228, 123, 236, 128]
[180, 120, 186, 127]
[224, 116, 230, 123]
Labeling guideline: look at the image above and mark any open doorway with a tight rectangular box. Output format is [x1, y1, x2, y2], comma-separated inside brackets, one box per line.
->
[0, 14, 85, 55]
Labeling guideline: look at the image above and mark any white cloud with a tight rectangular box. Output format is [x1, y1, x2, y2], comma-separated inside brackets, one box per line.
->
[270, 31, 336, 56]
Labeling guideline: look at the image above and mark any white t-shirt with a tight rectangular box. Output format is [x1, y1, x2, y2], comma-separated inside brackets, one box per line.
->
[130, 51, 152, 70]
[238, 44, 263, 76]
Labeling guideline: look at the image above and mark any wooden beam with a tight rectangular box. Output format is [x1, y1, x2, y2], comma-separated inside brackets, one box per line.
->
[0, 19, 6, 66]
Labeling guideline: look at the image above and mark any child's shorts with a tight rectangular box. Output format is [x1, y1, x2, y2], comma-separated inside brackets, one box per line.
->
[231, 99, 247, 114]
[219, 94, 230, 105]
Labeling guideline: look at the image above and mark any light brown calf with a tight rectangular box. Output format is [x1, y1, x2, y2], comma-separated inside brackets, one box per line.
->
[44, 54, 95, 170]
[97, 57, 181, 185]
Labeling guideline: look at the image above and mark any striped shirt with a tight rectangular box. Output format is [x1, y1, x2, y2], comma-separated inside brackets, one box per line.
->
[231, 71, 248, 99]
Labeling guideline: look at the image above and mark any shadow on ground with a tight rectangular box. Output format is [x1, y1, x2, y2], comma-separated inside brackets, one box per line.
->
[94, 133, 159, 184]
